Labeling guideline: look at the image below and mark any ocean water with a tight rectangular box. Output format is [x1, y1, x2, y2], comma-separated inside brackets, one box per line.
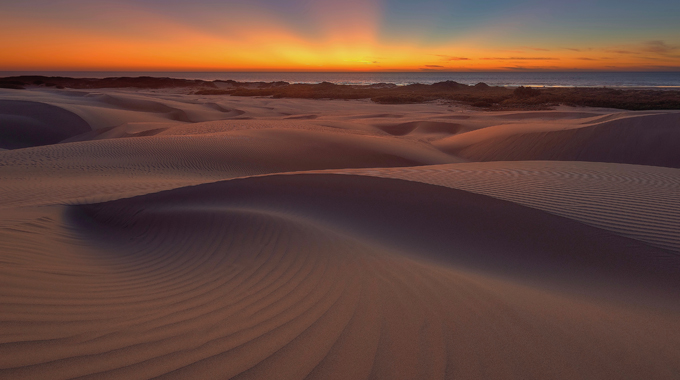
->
[3, 71, 680, 88]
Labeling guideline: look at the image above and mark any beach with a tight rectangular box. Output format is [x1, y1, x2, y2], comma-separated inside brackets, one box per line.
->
[1, 83, 679, 379]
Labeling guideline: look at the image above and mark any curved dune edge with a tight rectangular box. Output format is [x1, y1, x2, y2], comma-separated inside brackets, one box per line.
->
[433, 110, 675, 151]
[0, 129, 456, 210]
[0, 100, 91, 149]
[0, 174, 678, 379]
[2, 140, 678, 253]
[317, 161, 680, 253]
[435, 112, 680, 168]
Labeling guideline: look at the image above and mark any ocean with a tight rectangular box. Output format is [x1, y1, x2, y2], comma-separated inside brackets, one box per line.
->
[2, 71, 680, 88]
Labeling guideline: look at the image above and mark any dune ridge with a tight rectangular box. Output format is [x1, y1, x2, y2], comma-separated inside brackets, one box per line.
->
[441, 112, 680, 168]
[0, 100, 91, 149]
[317, 161, 680, 253]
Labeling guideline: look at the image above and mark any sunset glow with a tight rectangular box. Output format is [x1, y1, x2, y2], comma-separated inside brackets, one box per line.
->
[2, 0, 679, 71]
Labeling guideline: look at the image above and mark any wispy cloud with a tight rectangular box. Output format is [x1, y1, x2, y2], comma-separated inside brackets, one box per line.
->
[424, 64, 444, 68]
[641, 40, 678, 55]
[605, 49, 637, 55]
[502, 65, 560, 71]
[481, 57, 559, 61]
[602, 41, 679, 58]
[434, 55, 471, 61]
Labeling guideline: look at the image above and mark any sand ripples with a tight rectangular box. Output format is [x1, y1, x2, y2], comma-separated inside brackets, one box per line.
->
[1, 173, 679, 379]
[322, 161, 680, 253]
[1, 91, 680, 379]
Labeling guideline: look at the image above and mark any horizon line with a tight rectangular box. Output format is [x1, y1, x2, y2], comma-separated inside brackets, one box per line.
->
[3, 69, 680, 74]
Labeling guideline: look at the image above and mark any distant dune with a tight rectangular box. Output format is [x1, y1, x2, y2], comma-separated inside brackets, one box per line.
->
[438, 112, 680, 168]
[1, 86, 679, 379]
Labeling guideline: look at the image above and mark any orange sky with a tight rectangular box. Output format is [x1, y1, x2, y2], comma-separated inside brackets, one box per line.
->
[2, 0, 679, 71]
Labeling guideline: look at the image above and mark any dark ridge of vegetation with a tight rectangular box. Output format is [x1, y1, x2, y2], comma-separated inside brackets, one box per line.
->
[0, 76, 217, 89]
[0, 80, 26, 89]
[198, 81, 680, 110]
[513, 86, 541, 99]
[213, 80, 289, 88]
[517, 87, 680, 110]
[2, 76, 680, 110]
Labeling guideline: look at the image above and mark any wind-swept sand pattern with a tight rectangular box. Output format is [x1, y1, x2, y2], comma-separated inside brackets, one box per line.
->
[1, 87, 679, 379]
[321, 161, 680, 253]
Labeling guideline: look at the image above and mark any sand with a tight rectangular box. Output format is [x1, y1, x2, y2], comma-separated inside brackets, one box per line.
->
[1, 86, 679, 379]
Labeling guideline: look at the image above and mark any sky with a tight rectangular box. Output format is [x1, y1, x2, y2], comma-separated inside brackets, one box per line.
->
[1, 0, 679, 71]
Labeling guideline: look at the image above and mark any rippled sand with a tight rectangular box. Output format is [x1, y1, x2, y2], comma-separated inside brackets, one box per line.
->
[1, 87, 679, 379]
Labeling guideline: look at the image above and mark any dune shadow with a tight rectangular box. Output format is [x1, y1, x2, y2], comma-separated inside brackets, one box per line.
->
[66, 173, 680, 304]
[375, 121, 463, 136]
[0, 100, 91, 149]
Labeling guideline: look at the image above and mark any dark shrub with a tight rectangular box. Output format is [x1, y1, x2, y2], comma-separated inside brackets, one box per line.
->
[514, 86, 540, 98]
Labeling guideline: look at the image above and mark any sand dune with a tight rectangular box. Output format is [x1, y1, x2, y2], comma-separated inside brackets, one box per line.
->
[1, 87, 679, 379]
[373, 121, 463, 140]
[1, 173, 678, 379]
[320, 161, 680, 253]
[437, 112, 680, 167]
[0, 100, 90, 149]
[0, 127, 456, 209]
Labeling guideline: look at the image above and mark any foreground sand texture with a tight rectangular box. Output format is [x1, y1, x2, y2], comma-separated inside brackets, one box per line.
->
[1, 87, 680, 379]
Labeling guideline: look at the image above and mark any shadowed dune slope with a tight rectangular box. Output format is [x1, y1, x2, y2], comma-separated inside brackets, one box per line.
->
[0, 100, 91, 149]
[437, 112, 680, 168]
[373, 121, 463, 137]
[0, 174, 678, 380]
[321, 161, 680, 253]
[78, 174, 680, 295]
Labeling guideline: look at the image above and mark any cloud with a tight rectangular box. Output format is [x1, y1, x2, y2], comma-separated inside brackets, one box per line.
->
[424, 64, 444, 68]
[642, 40, 678, 54]
[434, 55, 470, 61]
[577, 57, 597, 61]
[605, 49, 637, 55]
[601, 41, 679, 60]
[481, 57, 559, 61]
[503, 65, 560, 71]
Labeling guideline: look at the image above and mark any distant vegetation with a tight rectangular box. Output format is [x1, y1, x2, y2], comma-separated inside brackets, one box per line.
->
[2, 75, 680, 111]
